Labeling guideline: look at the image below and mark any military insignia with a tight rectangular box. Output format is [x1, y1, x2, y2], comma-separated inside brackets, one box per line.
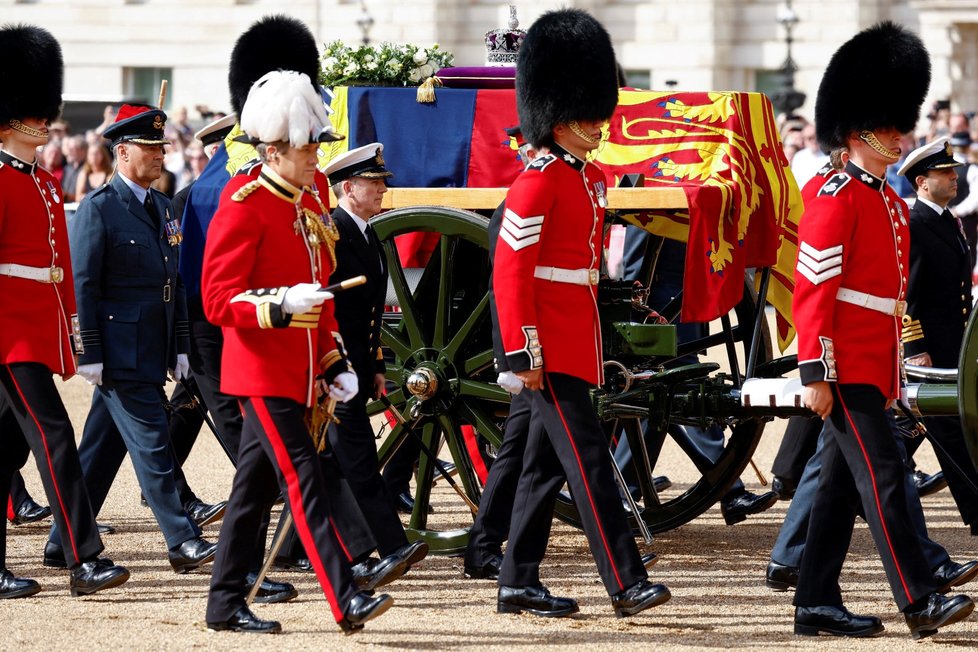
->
[527, 154, 556, 171]
[46, 180, 60, 204]
[375, 148, 385, 167]
[594, 180, 607, 208]
[945, 141, 953, 156]
[153, 115, 163, 130]
[896, 203, 907, 226]
[165, 215, 182, 246]
[817, 173, 850, 197]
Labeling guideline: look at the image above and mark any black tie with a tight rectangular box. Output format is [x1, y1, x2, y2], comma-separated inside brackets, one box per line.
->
[144, 194, 160, 228]
[364, 224, 383, 272]
[943, 209, 968, 254]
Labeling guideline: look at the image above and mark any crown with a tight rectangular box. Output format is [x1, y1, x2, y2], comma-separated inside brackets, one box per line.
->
[484, 5, 526, 67]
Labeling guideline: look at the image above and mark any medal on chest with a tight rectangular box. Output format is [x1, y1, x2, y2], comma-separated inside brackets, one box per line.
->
[164, 207, 182, 246]
[45, 180, 61, 205]
[593, 180, 607, 208]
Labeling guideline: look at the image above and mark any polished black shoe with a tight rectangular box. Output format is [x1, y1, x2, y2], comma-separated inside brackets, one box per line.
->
[69, 558, 129, 597]
[905, 592, 975, 640]
[933, 559, 978, 594]
[245, 572, 298, 604]
[185, 499, 227, 527]
[352, 555, 407, 591]
[8, 497, 51, 526]
[766, 561, 799, 591]
[652, 475, 672, 493]
[914, 470, 948, 498]
[395, 540, 429, 571]
[97, 523, 116, 535]
[168, 536, 218, 574]
[771, 476, 796, 500]
[497, 585, 579, 617]
[0, 568, 41, 599]
[394, 492, 433, 515]
[611, 579, 671, 618]
[794, 605, 884, 637]
[43, 540, 67, 569]
[641, 552, 659, 569]
[720, 489, 778, 525]
[273, 555, 313, 572]
[464, 553, 502, 580]
[208, 606, 281, 634]
[338, 591, 393, 634]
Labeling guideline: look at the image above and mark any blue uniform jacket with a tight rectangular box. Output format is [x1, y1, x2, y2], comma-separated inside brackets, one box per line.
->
[69, 173, 189, 384]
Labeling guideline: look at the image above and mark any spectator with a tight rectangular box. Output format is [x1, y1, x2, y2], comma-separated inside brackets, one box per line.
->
[789, 123, 829, 187]
[60, 134, 87, 202]
[39, 141, 64, 183]
[948, 131, 978, 265]
[75, 143, 113, 202]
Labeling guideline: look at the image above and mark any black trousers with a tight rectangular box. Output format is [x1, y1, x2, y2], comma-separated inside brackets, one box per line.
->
[794, 384, 937, 611]
[498, 372, 646, 596]
[0, 363, 103, 569]
[772, 416, 822, 485]
[207, 396, 357, 624]
[902, 416, 978, 527]
[465, 388, 536, 566]
[6, 468, 32, 519]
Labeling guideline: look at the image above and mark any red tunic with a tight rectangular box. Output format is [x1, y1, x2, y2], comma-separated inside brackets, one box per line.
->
[800, 161, 837, 202]
[493, 145, 606, 385]
[0, 151, 77, 377]
[202, 165, 346, 406]
[793, 161, 909, 399]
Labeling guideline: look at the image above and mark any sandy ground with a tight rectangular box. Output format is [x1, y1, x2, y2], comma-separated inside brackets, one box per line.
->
[4, 373, 978, 650]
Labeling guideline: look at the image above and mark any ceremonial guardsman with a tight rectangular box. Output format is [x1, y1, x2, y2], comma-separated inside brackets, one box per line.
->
[793, 22, 974, 639]
[0, 23, 129, 599]
[203, 70, 392, 635]
[898, 138, 978, 531]
[492, 9, 670, 618]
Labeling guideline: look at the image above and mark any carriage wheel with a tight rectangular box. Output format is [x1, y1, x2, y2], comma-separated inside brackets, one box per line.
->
[367, 206, 508, 555]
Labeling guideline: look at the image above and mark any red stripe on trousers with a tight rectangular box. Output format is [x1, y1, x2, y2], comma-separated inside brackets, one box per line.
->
[461, 425, 488, 484]
[546, 377, 624, 591]
[838, 392, 914, 604]
[328, 515, 352, 561]
[9, 371, 80, 563]
[6, 497, 14, 521]
[252, 398, 344, 621]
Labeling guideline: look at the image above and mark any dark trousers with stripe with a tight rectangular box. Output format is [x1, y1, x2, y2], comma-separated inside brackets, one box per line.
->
[6, 469, 33, 520]
[466, 388, 536, 567]
[498, 372, 646, 596]
[0, 363, 103, 569]
[794, 384, 937, 611]
[903, 415, 978, 527]
[207, 396, 358, 624]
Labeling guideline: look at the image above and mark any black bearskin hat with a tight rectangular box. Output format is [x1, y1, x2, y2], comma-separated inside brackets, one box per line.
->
[228, 15, 320, 116]
[516, 9, 618, 149]
[815, 21, 930, 150]
[0, 24, 63, 125]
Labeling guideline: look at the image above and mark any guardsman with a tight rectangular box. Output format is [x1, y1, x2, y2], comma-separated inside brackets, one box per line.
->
[203, 70, 392, 635]
[792, 22, 974, 639]
[898, 138, 978, 531]
[492, 9, 670, 618]
[53, 104, 218, 574]
[0, 23, 129, 599]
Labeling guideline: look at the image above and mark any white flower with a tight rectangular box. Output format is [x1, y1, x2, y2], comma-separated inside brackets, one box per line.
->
[388, 61, 402, 74]
[413, 49, 428, 65]
[407, 67, 422, 83]
[323, 57, 339, 69]
[344, 62, 358, 76]
[364, 54, 374, 63]
[366, 61, 378, 71]
[418, 63, 435, 78]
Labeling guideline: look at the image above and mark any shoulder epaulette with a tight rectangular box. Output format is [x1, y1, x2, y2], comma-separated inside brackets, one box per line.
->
[89, 183, 111, 198]
[236, 158, 261, 176]
[817, 172, 851, 197]
[232, 179, 261, 202]
[527, 154, 557, 172]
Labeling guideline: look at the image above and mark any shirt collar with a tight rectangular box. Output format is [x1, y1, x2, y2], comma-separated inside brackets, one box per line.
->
[0, 149, 36, 175]
[341, 205, 371, 239]
[258, 166, 302, 203]
[118, 171, 149, 204]
[845, 160, 885, 193]
[915, 195, 947, 215]
[550, 142, 586, 172]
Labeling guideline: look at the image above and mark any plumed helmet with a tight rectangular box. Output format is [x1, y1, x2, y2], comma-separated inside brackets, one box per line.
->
[228, 15, 321, 116]
[0, 24, 63, 125]
[815, 21, 930, 150]
[237, 71, 342, 146]
[515, 9, 618, 149]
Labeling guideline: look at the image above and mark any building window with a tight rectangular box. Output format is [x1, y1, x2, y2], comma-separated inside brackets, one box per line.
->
[124, 67, 173, 109]
[754, 70, 782, 101]
[623, 69, 651, 91]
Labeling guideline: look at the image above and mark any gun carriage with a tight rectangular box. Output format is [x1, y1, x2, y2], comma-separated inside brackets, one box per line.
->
[323, 86, 976, 555]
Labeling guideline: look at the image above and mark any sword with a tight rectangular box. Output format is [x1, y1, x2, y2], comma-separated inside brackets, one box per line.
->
[176, 377, 238, 465]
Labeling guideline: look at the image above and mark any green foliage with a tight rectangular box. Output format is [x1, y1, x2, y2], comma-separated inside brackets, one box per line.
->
[320, 41, 454, 88]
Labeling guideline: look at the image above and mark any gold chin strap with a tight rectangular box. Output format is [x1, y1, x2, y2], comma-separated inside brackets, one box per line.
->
[859, 130, 900, 160]
[568, 121, 600, 145]
[9, 119, 49, 140]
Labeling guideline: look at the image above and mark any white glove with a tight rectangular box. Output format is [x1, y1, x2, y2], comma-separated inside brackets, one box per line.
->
[170, 353, 190, 381]
[496, 371, 524, 395]
[329, 371, 359, 403]
[282, 282, 333, 314]
[78, 363, 103, 386]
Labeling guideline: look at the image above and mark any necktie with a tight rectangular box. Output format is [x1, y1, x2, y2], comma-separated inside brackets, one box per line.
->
[944, 209, 968, 254]
[364, 224, 383, 272]
[144, 194, 160, 229]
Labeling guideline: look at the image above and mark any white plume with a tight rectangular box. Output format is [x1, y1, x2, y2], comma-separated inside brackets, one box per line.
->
[239, 70, 334, 146]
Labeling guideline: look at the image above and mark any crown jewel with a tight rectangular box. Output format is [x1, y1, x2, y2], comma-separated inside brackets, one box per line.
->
[485, 5, 526, 67]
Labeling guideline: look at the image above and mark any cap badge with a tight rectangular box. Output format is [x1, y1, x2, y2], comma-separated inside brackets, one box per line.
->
[375, 148, 385, 167]
[945, 141, 953, 156]
[153, 115, 164, 131]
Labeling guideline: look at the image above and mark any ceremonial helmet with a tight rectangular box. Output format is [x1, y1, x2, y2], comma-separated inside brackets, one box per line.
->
[815, 21, 930, 151]
[515, 9, 619, 149]
[0, 24, 63, 130]
[237, 71, 342, 146]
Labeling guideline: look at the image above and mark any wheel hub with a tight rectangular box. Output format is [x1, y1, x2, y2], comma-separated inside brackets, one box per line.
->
[406, 367, 438, 400]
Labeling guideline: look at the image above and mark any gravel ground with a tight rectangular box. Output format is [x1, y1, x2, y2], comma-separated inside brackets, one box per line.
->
[4, 375, 978, 650]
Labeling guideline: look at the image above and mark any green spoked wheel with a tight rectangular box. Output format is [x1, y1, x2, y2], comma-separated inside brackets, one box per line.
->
[367, 206, 509, 555]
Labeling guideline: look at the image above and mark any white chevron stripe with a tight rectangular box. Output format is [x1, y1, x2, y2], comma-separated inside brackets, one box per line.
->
[799, 241, 843, 261]
[501, 219, 542, 241]
[797, 250, 842, 274]
[796, 260, 842, 285]
[503, 208, 545, 229]
[500, 227, 540, 251]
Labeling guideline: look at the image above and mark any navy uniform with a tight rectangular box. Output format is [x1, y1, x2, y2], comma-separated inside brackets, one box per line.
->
[55, 105, 217, 573]
[0, 24, 128, 598]
[792, 22, 973, 639]
[898, 138, 978, 531]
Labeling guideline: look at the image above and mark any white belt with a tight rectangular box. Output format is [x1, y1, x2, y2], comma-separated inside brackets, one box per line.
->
[0, 263, 64, 283]
[534, 266, 599, 286]
[836, 287, 906, 317]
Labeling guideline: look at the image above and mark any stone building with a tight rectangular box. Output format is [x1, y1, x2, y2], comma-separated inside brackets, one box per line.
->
[2, 0, 976, 128]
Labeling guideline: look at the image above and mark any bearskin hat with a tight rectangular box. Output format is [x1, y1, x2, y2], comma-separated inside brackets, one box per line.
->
[516, 9, 618, 149]
[815, 21, 930, 151]
[228, 15, 320, 116]
[0, 24, 63, 125]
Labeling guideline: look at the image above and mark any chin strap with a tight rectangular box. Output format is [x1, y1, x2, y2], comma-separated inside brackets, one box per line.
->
[568, 120, 600, 145]
[859, 130, 900, 160]
[9, 120, 48, 140]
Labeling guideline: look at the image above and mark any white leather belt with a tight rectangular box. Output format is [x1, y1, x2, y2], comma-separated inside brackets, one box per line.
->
[836, 287, 906, 317]
[0, 263, 64, 283]
[534, 266, 599, 286]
